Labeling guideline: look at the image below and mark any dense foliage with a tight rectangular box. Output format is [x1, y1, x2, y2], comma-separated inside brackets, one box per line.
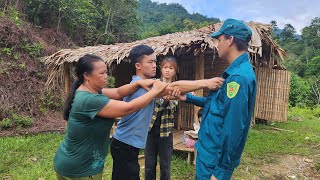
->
[271, 18, 320, 106]
[17, 0, 219, 45]
[22, 0, 140, 45]
[138, 0, 220, 38]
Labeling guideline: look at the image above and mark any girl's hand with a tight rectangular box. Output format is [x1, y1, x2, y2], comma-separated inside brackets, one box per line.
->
[169, 88, 181, 97]
[169, 89, 187, 101]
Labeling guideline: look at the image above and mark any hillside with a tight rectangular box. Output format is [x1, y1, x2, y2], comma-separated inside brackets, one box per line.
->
[0, 9, 75, 135]
[137, 0, 220, 38]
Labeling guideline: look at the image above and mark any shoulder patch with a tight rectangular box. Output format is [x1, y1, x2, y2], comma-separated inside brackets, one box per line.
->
[227, 82, 240, 98]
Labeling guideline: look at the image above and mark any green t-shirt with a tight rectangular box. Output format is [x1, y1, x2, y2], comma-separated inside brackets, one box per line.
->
[54, 90, 114, 177]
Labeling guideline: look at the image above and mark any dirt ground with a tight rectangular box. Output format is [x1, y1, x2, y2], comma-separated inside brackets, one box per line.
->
[250, 155, 320, 180]
[137, 154, 320, 180]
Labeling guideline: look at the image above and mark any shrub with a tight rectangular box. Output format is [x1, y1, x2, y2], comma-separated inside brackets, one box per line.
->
[0, 118, 13, 130]
[289, 73, 313, 107]
[21, 42, 43, 57]
[107, 76, 116, 88]
[11, 114, 34, 128]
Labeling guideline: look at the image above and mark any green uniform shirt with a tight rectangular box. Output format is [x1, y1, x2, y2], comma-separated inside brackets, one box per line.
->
[54, 90, 114, 177]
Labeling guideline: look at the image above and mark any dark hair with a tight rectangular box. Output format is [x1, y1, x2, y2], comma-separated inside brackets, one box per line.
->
[130, 44, 154, 72]
[198, 108, 203, 118]
[224, 34, 249, 51]
[63, 54, 103, 120]
[161, 56, 178, 81]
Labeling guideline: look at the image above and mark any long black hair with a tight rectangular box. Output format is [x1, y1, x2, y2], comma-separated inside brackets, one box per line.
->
[63, 54, 103, 120]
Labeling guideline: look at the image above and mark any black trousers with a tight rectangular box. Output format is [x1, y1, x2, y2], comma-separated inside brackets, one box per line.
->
[144, 124, 173, 180]
[110, 138, 140, 180]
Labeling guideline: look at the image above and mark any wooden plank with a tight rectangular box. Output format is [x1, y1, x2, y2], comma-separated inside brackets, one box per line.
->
[178, 54, 195, 130]
[194, 53, 204, 124]
[177, 105, 181, 130]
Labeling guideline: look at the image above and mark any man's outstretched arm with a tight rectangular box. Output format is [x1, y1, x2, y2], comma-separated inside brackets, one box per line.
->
[158, 77, 224, 97]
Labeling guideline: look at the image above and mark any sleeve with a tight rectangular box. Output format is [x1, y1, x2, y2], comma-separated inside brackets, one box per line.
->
[185, 93, 207, 107]
[83, 94, 110, 120]
[166, 100, 178, 113]
[213, 76, 250, 177]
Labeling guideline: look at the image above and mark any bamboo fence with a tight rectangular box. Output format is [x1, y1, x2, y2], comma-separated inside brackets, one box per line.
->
[253, 67, 291, 123]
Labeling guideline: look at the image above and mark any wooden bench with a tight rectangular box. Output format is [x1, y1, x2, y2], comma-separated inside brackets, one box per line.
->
[173, 130, 196, 164]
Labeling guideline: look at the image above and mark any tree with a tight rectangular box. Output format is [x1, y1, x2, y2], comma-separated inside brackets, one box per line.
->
[310, 79, 320, 105]
[283, 53, 306, 76]
[289, 74, 313, 107]
[280, 24, 296, 42]
[270, 20, 281, 40]
[305, 56, 320, 78]
[99, 0, 140, 44]
[22, 0, 141, 45]
[302, 17, 320, 55]
[183, 19, 197, 31]
[270, 20, 278, 30]
[137, 0, 219, 39]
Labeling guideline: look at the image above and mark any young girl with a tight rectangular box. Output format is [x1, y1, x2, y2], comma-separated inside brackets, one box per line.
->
[145, 56, 179, 180]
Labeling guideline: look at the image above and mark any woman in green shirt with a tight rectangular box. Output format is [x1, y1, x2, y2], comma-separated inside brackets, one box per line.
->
[54, 54, 167, 179]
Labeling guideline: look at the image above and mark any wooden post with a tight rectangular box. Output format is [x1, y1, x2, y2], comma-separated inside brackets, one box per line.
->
[194, 53, 204, 124]
[64, 64, 70, 98]
[177, 105, 181, 130]
[252, 67, 258, 125]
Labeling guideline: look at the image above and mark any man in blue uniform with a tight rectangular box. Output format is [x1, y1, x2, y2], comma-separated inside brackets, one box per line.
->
[179, 19, 257, 179]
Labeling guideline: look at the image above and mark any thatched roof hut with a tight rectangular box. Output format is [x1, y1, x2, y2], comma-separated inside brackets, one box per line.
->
[44, 22, 285, 88]
[44, 21, 290, 126]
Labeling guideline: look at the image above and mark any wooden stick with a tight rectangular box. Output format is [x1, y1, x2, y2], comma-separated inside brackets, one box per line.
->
[271, 127, 294, 133]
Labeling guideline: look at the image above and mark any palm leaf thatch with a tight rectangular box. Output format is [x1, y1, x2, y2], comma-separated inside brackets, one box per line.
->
[43, 21, 285, 89]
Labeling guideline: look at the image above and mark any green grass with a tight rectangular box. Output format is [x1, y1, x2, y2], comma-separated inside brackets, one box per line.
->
[234, 107, 320, 178]
[246, 107, 320, 157]
[0, 133, 64, 179]
[0, 107, 319, 179]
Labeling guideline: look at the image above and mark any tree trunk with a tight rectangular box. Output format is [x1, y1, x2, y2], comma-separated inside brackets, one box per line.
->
[105, 6, 112, 34]
[57, 1, 61, 33]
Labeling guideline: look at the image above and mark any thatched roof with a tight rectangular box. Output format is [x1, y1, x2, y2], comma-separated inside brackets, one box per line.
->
[43, 21, 286, 88]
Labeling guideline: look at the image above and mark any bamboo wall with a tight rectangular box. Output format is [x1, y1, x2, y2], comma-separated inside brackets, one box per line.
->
[176, 55, 195, 130]
[176, 52, 230, 130]
[253, 67, 291, 123]
[203, 52, 229, 96]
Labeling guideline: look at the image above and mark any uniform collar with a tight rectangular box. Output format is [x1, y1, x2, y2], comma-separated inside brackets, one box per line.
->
[222, 52, 249, 79]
